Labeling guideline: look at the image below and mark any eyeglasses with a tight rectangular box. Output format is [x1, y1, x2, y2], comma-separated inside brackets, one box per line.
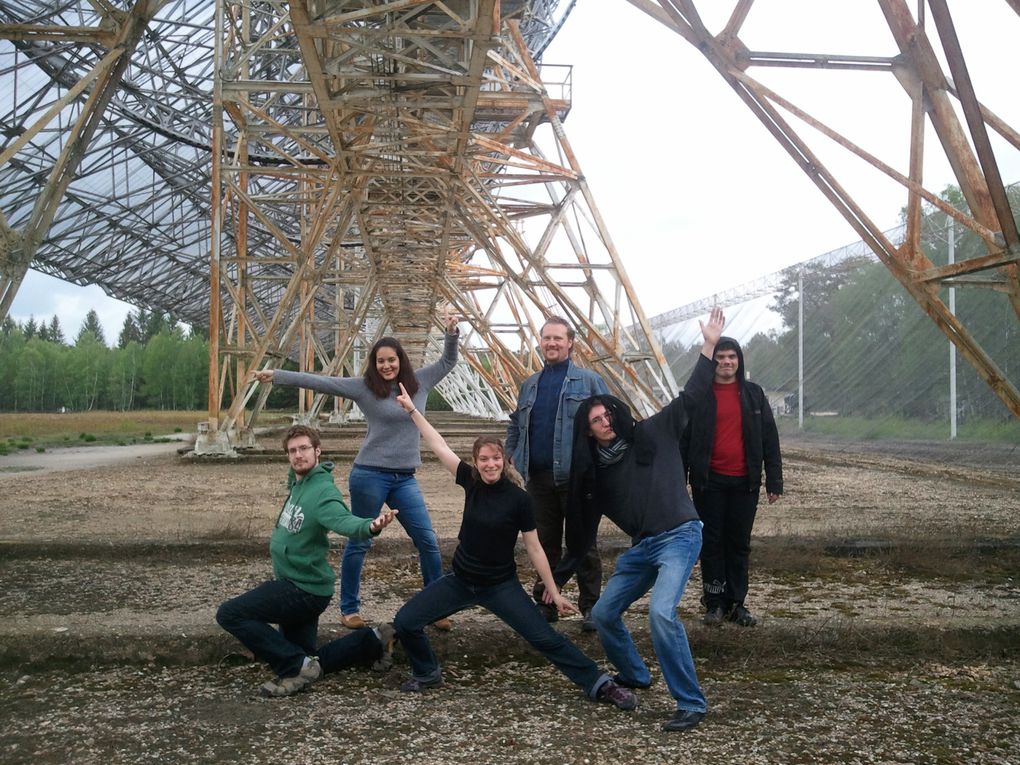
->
[588, 413, 612, 427]
[287, 444, 315, 455]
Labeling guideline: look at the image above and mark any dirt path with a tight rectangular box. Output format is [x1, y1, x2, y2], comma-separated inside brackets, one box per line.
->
[0, 439, 189, 478]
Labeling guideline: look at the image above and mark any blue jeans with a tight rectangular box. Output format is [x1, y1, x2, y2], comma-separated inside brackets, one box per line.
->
[591, 521, 707, 713]
[341, 465, 443, 615]
[393, 573, 609, 697]
[216, 579, 330, 678]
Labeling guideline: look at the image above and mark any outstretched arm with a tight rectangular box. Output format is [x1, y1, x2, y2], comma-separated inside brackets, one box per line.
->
[522, 530, 578, 616]
[396, 382, 460, 476]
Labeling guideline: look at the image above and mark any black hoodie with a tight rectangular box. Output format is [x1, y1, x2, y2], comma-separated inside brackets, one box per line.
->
[682, 336, 783, 495]
[554, 353, 717, 586]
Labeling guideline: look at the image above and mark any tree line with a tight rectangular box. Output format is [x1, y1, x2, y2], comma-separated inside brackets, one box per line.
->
[1, 308, 210, 412]
[666, 186, 1020, 423]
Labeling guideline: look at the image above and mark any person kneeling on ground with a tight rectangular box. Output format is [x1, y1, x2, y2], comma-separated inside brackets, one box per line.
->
[553, 307, 726, 733]
[216, 425, 397, 697]
[389, 383, 638, 711]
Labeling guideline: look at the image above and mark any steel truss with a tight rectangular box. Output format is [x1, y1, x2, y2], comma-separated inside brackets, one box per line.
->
[631, 0, 1020, 420]
[0, 1, 676, 445]
[208, 0, 676, 447]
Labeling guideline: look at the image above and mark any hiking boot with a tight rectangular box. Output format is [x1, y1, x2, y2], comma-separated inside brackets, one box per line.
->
[340, 613, 366, 629]
[581, 609, 597, 632]
[596, 680, 638, 711]
[400, 676, 442, 693]
[613, 673, 651, 690]
[430, 617, 453, 631]
[260, 657, 321, 698]
[726, 605, 757, 627]
[702, 606, 725, 627]
[371, 623, 395, 672]
[661, 709, 705, 732]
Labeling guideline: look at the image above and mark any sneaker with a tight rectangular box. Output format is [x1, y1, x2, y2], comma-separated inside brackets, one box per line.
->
[340, 613, 366, 629]
[260, 657, 321, 698]
[581, 609, 597, 632]
[661, 709, 705, 732]
[400, 676, 442, 693]
[702, 606, 725, 627]
[430, 617, 453, 631]
[371, 623, 395, 672]
[726, 605, 757, 627]
[613, 673, 651, 690]
[596, 680, 638, 711]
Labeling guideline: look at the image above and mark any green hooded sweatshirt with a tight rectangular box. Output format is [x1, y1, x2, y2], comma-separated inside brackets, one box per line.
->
[270, 461, 374, 597]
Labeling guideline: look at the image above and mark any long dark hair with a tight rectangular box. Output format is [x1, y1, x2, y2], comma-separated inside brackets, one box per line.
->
[364, 337, 419, 399]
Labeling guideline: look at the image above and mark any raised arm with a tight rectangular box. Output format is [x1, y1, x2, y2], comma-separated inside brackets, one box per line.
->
[395, 382, 460, 476]
[416, 312, 461, 389]
[698, 305, 724, 359]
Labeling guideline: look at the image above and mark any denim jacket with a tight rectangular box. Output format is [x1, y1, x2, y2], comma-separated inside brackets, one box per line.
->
[505, 360, 609, 485]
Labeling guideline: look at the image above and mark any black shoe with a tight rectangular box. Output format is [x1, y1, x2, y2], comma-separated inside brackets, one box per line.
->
[613, 673, 651, 690]
[581, 609, 596, 632]
[596, 680, 638, 711]
[400, 676, 442, 693]
[726, 605, 757, 627]
[661, 709, 705, 732]
[702, 606, 725, 627]
[537, 603, 559, 623]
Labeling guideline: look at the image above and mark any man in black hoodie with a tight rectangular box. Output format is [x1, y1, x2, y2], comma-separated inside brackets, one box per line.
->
[684, 336, 783, 628]
[555, 307, 724, 733]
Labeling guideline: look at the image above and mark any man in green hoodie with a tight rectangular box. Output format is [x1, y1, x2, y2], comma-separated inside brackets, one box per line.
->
[217, 425, 397, 697]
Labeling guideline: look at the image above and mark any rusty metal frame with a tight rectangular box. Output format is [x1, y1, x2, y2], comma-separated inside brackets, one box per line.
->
[209, 0, 677, 444]
[630, 0, 1020, 419]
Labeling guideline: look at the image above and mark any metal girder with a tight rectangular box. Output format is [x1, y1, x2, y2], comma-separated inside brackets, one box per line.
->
[210, 0, 677, 442]
[0, 1, 219, 322]
[0, 0, 170, 319]
[630, 0, 1020, 420]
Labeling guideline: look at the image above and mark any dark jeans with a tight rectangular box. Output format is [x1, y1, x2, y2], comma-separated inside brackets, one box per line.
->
[527, 469, 602, 611]
[216, 579, 331, 678]
[393, 573, 609, 698]
[693, 473, 759, 611]
[317, 626, 385, 675]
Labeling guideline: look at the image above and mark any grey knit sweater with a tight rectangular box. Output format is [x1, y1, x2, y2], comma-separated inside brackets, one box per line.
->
[272, 332, 458, 471]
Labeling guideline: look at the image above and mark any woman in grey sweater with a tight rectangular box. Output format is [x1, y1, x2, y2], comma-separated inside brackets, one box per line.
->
[253, 316, 460, 629]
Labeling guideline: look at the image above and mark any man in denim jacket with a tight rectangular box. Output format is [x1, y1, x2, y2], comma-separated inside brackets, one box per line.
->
[505, 316, 609, 626]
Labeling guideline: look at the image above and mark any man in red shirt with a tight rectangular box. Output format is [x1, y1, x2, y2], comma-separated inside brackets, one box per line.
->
[683, 337, 783, 627]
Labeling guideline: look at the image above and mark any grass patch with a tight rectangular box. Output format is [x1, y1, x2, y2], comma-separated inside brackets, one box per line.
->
[0, 411, 205, 448]
[778, 414, 1020, 443]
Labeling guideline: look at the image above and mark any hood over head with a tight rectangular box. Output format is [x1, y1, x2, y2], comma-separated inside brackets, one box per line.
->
[713, 335, 746, 384]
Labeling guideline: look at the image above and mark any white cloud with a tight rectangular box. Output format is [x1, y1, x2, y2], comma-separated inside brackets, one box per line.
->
[9, 270, 134, 345]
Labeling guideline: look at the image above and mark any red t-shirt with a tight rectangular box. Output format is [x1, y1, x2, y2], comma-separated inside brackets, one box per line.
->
[709, 381, 746, 477]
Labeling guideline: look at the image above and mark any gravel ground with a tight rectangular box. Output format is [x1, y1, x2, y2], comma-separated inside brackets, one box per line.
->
[1, 429, 1018, 763]
[1, 660, 1017, 765]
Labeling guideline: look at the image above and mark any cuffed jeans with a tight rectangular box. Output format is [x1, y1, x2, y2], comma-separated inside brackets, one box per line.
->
[694, 473, 759, 611]
[393, 573, 610, 698]
[216, 579, 330, 679]
[527, 469, 602, 612]
[341, 464, 443, 615]
[591, 521, 707, 713]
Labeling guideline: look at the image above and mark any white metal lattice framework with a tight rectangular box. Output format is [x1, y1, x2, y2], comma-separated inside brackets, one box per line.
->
[630, 0, 1020, 420]
[209, 0, 677, 444]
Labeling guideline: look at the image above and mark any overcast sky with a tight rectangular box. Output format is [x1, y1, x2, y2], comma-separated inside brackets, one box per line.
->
[9, 0, 1018, 343]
